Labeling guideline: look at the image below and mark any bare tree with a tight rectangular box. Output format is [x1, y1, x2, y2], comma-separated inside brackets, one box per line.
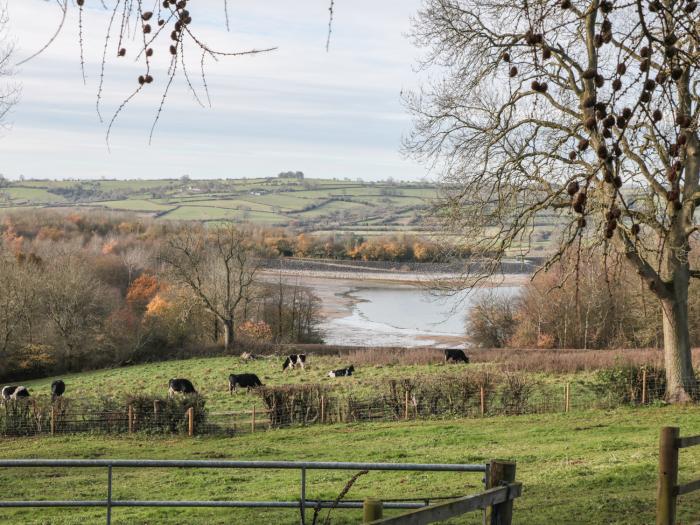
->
[159, 224, 260, 350]
[0, 254, 28, 357]
[407, 0, 700, 401]
[120, 245, 149, 285]
[41, 257, 112, 369]
[0, 2, 18, 128]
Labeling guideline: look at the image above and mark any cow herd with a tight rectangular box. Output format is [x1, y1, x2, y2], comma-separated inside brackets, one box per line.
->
[1, 380, 65, 403]
[169, 349, 469, 399]
[2, 349, 470, 402]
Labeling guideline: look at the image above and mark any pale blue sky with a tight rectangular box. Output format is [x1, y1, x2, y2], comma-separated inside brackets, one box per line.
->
[0, 1, 428, 181]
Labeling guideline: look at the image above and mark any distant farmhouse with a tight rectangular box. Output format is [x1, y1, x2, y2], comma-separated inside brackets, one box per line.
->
[278, 171, 304, 180]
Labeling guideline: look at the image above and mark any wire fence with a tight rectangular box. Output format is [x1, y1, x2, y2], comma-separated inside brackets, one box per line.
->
[0, 367, 676, 438]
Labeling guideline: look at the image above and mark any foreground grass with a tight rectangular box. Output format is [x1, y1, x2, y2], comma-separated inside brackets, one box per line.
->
[1, 406, 700, 524]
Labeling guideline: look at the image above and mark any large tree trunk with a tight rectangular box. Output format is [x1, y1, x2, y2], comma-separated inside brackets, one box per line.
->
[223, 318, 234, 350]
[661, 294, 696, 403]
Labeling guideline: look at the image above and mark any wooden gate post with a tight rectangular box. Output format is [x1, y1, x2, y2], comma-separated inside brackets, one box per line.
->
[50, 406, 56, 436]
[187, 407, 194, 437]
[488, 460, 517, 525]
[320, 395, 325, 424]
[657, 426, 679, 525]
[642, 368, 648, 405]
[480, 386, 486, 417]
[128, 405, 134, 434]
[404, 391, 409, 420]
[251, 405, 256, 433]
[565, 383, 571, 413]
[363, 498, 383, 523]
[153, 400, 161, 423]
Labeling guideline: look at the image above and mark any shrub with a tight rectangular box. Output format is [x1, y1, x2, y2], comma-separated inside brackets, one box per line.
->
[256, 384, 329, 427]
[125, 394, 207, 433]
[0, 399, 41, 436]
[594, 365, 666, 404]
[499, 373, 534, 415]
[467, 292, 517, 348]
[384, 371, 495, 418]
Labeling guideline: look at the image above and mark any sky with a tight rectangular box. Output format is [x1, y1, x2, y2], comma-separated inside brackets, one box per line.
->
[0, 1, 428, 181]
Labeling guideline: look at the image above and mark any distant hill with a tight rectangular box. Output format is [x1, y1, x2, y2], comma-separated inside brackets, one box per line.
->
[0, 177, 439, 236]
[0, 177, 559, 254]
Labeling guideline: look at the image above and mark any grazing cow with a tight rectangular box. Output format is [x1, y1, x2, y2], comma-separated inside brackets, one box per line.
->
[51, 380, 66, 402]
[328, 365, 355, 378]
[444, 349, 470, 364]
[168, 378, 197, 398]
[283, 354, 306, 371]
[10, 386, 30, 400]
[228, 373, 263, 394]
[1, 385, 19, 401]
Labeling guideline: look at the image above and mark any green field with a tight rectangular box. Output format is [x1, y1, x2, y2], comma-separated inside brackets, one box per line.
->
[19, 355, 474, 412]
[0, 177, 448, 238]
[4, 353, 700, 523]
[18, 354, 606, 414]
[0, 177, 565, 252]
[1, 407, 699, 524]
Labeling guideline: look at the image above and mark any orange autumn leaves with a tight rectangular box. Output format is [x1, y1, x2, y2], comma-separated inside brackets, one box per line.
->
[126, 273, 170, 317]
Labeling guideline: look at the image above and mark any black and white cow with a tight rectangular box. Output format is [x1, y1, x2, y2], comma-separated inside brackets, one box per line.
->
[51, 380, 66, 402]
[444, 349, 470, 364]
[168, 378, 197, 398]
[228, 373, 263, 394]
[2, 386, 30, 400]
[1, 385, 19, 401]
[12, 386, 30, 399]
[328, 365, 354, 378]
[283, 354, 306, 371]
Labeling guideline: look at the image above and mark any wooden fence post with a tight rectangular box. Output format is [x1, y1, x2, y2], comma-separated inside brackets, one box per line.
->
[480, 386, 486, 417]
[488, 460, 516, 525]
[187, 407, 194, 437]
[565, 383, 571, 413]
[656, 426, 679, 525]
[128, 405, 134, 434]
[404, 391, 409, 420]
[154, 400, 160, 423]
[251, 405, 256, 433]
[50, 406, 56, 436]
[320, 395, 325, 424]
[642, 368, 648, 405]
[363, 498, 383, 523]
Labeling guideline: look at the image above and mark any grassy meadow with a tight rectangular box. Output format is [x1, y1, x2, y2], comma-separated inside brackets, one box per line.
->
[1, 407, 700, 524]
[20, 353, 478, 412]
[15, 350, 625, 414]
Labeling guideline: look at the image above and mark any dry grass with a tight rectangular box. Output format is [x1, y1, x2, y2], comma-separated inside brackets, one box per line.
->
[346, 347, 444, 366]
[465, 347, 697, 373]
[336, 346, 700, 375]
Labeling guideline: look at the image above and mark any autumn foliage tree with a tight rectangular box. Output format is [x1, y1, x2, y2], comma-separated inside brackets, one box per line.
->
[407, 0, 700, 401]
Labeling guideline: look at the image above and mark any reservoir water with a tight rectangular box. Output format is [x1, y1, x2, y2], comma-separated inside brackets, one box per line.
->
[321, 285, 520, 348]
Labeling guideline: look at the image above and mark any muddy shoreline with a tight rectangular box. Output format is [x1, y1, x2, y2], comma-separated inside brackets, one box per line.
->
[260, 270, 526, 348]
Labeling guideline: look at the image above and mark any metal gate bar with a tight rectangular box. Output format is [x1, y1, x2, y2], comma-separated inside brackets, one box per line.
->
[0, 459, 487, 525]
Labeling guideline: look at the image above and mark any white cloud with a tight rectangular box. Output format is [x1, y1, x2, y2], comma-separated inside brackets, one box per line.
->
[0, 0, 429, 181]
